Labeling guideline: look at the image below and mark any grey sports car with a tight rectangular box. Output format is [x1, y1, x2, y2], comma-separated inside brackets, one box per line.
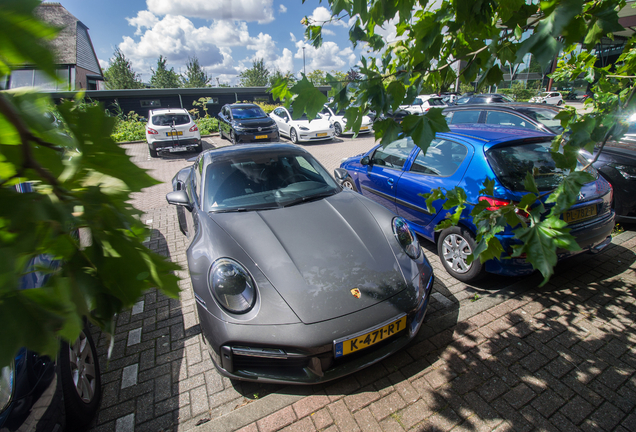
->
[166, 143, 434, 384]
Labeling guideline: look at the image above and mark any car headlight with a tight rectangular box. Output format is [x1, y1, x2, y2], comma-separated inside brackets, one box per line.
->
[342, 118, 347, 123]
[234, 125, 247, 132]
[209, 258, 257, 314]
[609, 163, 636, 180]
[299, 126, 310, 131]
[0, 360, 15, 413]
[392, 217, 421, 260]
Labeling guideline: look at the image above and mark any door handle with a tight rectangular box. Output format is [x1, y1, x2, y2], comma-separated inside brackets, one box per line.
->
[387, 178, 394, 186]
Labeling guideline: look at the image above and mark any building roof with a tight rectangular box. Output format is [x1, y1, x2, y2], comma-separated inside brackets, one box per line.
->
[35, 3, 80, 65]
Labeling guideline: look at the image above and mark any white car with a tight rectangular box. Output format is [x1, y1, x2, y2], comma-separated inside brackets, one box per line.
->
[529, 92, 564, 105]
[318, 105, 373, 136]
[399, 95, 447, 114]
[146, 108, 201, 157]
[270, 106, 334, 144]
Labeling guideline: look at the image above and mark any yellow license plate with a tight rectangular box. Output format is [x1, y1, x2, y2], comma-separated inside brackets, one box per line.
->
[360, 126, 369, 130]
[166, 131, 183, 136]
[564, 204, 597, 223]
[255, 135, 268, 139]
[334, 315, 407, 358]
[317, 132, 328, 137]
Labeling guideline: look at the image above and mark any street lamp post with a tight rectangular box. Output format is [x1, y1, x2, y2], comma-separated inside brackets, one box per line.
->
[303, 46, 306, 76]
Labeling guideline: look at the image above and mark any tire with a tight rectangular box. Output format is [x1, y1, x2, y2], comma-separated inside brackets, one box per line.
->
[59, 327, 102, 432]
[557, 100, 563, 106]
[290, 128, 298, 144]
[148, 144, 158, 158]
[230, 130, 237, 145]
[341, 176, 357, 192]
[195, 140, 203, 153]
[542, 101, 547, 104]
[334, 122, 342, 137]
[437, 226, 484, 283]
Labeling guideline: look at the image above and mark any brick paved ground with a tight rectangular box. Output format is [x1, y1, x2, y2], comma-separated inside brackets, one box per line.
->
[90, 135, 636, 432]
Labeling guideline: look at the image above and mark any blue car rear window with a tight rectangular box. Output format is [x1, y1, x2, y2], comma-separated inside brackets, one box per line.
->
[486, 141, 594, 192]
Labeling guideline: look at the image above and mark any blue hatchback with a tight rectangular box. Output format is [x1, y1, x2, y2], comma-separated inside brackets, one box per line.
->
[338, 125, 615, 282]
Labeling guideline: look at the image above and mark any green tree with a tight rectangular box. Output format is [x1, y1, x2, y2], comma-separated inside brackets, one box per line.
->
[150, 55, 180, 88]
[103, 48, 144, 89]
[239, 58, 270, 87]
[181, 56, 210, 88]
[0, 0, 179, 368]
[272, 0, 635, 285]
[306, 69, 326, 86]
[269, 69, 296, 87]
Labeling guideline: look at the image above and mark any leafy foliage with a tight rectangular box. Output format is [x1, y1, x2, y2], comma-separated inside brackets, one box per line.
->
[239, 58, 271, 87]
[279, 0, 635, 285]
[180, 56, 210, 88]
[150, 55, 181, 89]
[0, 2, 181, 368]
[104, 48, 144, 89]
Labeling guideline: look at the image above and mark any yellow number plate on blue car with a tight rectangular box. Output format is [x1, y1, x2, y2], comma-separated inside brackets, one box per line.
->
[334, 315, 406, 357]
[563, 204, 597, 223]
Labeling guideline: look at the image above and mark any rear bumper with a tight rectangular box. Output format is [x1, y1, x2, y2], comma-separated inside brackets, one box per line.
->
[151, 138, 201, 152]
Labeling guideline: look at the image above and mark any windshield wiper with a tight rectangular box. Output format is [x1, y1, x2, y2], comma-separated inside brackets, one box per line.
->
[209, 208, 249, 214]
[281, 191, 336, 207]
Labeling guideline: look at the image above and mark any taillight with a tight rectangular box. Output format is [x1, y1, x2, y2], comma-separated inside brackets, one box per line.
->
[147, 127, 158, 134]
[479, 196, 512, 211]
[479, 196, 529, 218]
[189, 124, 198, 132]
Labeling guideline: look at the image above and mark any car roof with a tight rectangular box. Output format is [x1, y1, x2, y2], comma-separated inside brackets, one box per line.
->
[149, 108, 188, 115]
[201, 142, 310, 164]
[442, 124, 554, 150]
[226, 103, 262, 108]
[444, 102, 561, 112]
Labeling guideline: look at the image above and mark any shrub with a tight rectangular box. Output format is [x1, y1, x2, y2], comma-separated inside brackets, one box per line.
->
[196, 116, 219, 135]
[111, 118, 145, 142]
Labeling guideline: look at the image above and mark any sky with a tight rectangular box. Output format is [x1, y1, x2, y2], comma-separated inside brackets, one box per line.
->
[51, 0, 379, 85]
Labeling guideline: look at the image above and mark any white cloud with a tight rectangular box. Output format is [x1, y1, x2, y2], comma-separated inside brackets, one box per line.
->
[273, 48, 294, 73]
[126, 11, 160, 36]
[207, 47, 238, 75]
[294, 40, 355, 72]
[309, 6, 347, 27]
[146, 0, 275, 23]
[98, 58, 109, 70]
[279, 4, 287, 13]
[290, 32, 297, 43]
[322, 28, 335, 36]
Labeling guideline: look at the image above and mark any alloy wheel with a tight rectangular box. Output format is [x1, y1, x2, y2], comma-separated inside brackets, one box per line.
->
[69, 330, 98, 403]
[440, 233, 472, 274]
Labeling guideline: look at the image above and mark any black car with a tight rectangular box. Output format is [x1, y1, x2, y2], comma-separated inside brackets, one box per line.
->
[453, 93, 515, 105]
[443, 103, 564, 134]
[582, 141, 636, 223]
[217, 103, 279, 144]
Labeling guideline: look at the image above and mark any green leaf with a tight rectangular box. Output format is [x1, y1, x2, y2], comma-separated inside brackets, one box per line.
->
[523, 172, 540, 195]
[401, 108, 450, 153]
[289, 77, 328, 121]
[547, 170, 595, 216]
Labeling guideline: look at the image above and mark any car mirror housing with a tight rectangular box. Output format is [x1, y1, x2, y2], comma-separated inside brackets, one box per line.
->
[333, 168, 349, 181]
[166, 190, 192, 211]
[361, 156, 370, 166]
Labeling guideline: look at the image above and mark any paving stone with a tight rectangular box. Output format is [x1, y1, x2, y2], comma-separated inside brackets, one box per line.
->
[353, 407, 383, 432]
[257, 406, 297, 432]
[310, 408, 334, 430]
[503, 383, 536, 409]
[559, 395, 595, 425]
[115, 414, 134, 432]
[126, 328, 142, 346]
[327, 399, 360, 432]
[293, 391, 331, 418]
[120, 364, 138, 389]
[368, 391, 406, 421]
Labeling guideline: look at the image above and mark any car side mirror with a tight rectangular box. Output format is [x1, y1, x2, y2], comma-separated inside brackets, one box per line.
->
[333, 168, 349, 181]
[166, 190, 192, 211]
[361, 156, 370, 166]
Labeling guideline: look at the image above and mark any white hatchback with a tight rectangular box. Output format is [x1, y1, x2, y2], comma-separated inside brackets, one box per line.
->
[399, 95, 447, 114]
[146, 108, 201, 158]
[529, 92, 564, 105]
[318, 105, 373, 137]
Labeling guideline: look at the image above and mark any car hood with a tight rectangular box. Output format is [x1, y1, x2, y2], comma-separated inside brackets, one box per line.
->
[210, 193, 408, 324]
[290, 118, 332, 130]
[233, 117, 276, 128]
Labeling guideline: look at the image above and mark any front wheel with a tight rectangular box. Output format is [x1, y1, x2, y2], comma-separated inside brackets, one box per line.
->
[59, 327, 102, 432]
[557, 100, 563, 106]
[290, 128, 298, 144]
[341, 176, 357, 192]
[334, 122, 342, 137]
[230, 130, 237, 145]
[437, 227, 484, 283]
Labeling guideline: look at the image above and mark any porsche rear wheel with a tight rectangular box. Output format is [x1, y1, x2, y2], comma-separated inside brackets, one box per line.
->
[437, 227, 484, 282]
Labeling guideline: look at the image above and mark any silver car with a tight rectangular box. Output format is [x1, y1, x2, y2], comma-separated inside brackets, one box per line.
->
[166, 143, 434, 384]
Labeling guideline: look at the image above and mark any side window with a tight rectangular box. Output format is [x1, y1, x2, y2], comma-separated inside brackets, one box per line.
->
[273, 108, 281, 117]
[320, 107, 331, 116]
[449, 110, 481, 124]
[371, 138, 416, 170]
[410, 139, 468, 177]
[486, 112, 537, 130]
[192, 158, 203, 204]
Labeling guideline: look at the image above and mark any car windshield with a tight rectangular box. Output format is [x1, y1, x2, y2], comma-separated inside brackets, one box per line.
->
[487, 141, 596, 192]
[152, 114, 190, 126]
[517, 108, 564, 133]
[288, 108, 322, 121]
[500, 95, 515, 102]
[203, 152, 339, 212]
[231, 106, 267, 119]
[428, 98, 445, 106]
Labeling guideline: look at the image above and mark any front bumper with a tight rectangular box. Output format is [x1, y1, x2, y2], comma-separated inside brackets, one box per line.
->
[298, 131, 334, 142]
[236, 130, 279, 143]
[199, 274, 433, 384]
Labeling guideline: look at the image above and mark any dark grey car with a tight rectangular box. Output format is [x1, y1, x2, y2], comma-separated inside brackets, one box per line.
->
[166, 143, 434, 384]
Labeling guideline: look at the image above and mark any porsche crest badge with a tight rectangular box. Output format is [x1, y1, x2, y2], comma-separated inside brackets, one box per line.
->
[350, 288, 361, 299]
